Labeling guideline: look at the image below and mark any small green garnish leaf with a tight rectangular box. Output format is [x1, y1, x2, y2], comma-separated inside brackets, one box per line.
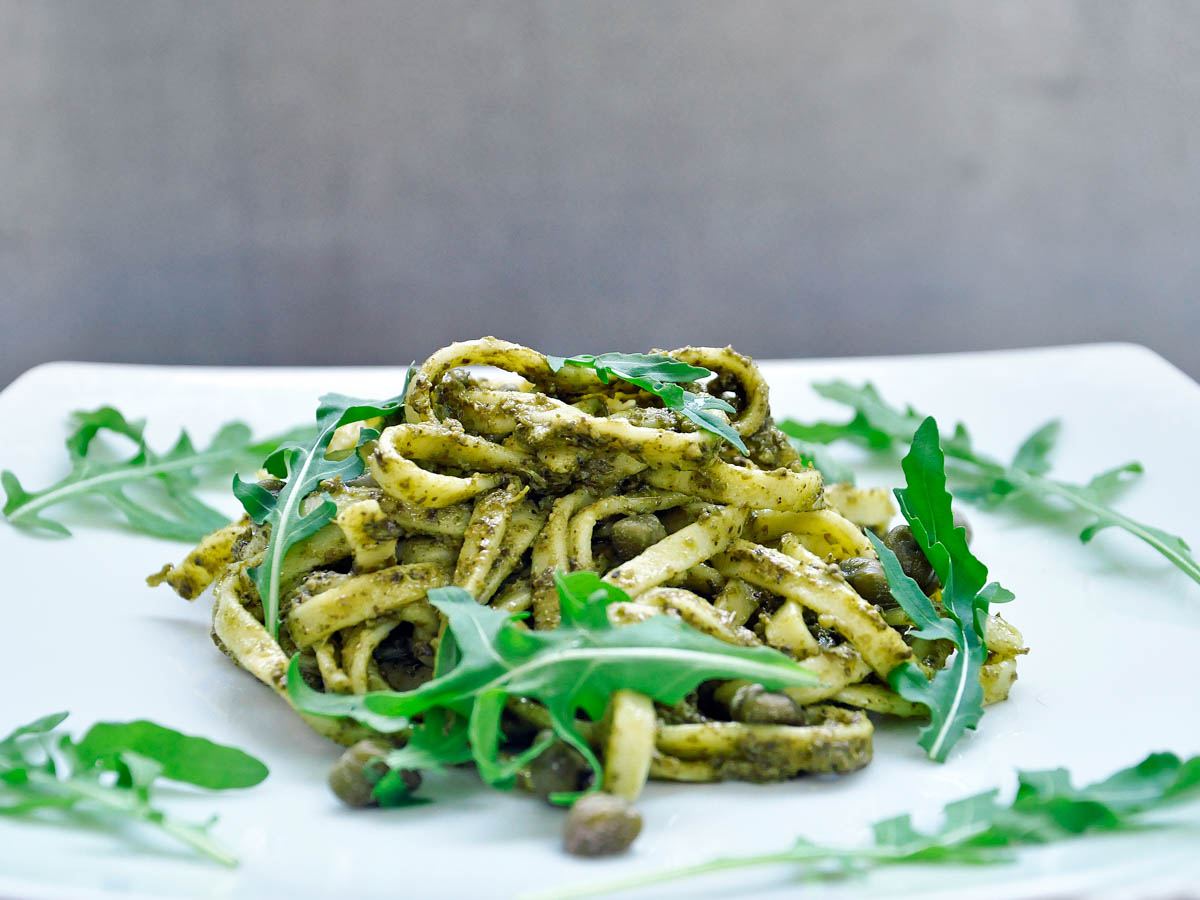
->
[288, 572, 816, 803]
[544, 352, 711, 386]
[2, 408, 312, 541]
[779, 381, 1200, 587]
[546, 351, 748, 453]
[536, 751, 1200, 899]
[368, 709, 472, 807]
[0, 712, 267, 867]
[73, 720, 268, 790]
[234, 391, 406, 637]
[779, 382, 919, 450]
[866, 417, 1001, 762]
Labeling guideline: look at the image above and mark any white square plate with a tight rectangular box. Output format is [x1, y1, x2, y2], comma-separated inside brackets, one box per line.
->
[2, 343, 1199, 900]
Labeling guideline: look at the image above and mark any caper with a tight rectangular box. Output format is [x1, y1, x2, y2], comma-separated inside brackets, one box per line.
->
[527, 732, 591, 800]
[729, 683, 806, 725]
[883, 525, 939, 594]
[256, 477, 286, 496]
[838, 556, 895, 607]
[328, 740, 392, 808]
[563, 792, 643, 857]
[610, 514, 668, 560]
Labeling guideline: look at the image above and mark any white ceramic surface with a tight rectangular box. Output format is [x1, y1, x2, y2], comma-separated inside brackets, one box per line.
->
[1, 344, 1198, 900]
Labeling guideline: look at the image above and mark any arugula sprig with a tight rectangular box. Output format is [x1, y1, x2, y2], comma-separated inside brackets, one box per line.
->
[0, 712, 268, 866]
[287, 572, 817, 804]
[537, 750, 1200, 899]
[232, 390, 406, 637]
[871, 417, 1008, 762]
[545, 352, 748, 453]
[2, 407, 312, 542]
[779, 381, 1200, 586]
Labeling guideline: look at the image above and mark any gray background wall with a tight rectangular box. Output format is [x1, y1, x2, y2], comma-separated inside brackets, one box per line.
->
[3, 2, 1198, 388]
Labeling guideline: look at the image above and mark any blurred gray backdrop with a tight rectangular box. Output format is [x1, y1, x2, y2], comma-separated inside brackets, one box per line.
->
[3, 1, 1199, 388]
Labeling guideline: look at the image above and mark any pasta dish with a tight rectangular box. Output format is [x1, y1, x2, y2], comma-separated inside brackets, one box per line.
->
[149, 337, 1026, 853]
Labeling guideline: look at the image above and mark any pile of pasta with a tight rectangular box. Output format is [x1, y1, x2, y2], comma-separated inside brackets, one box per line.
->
[151, 338, 1026, 801]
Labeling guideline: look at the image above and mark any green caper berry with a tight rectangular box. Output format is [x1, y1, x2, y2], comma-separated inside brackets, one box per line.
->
[883, 525, 940, 594]
[729, 683, 807, 725]
[838, 556, 895, 607]
[527, 732, 591, 801]
[610, 514, 668, 560]
[328, 739, 391, 808]
[563, 792, 643, 857]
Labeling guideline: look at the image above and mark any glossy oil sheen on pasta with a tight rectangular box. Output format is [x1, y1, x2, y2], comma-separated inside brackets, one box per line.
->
[149, 338, 1026, 801]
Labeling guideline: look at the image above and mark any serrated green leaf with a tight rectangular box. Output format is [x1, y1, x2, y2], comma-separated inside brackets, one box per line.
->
[877, 418, 999, 762]
[1083, 461, 1144, 497]
[778, 412, 894, 450]
[379, 710, 472, 775]
[3, 406, 313, 542]
[871, 813, 926, 853]
[351, 586, 816, 723]
[678, 392, 745, 452]
[292, 577, 815, 805]
[66, 407, 146, 460]
[978, 582, 1015, 605]
[1011, 421, 1060, 476]
[868, 532, 955, 642]
[1066, 752, 1200, 811]
[367, 709, 472, 806]
[547, 350, 747, 453]
[231, 476, 275, 522]
[547, 352, 709, 385]
[242, 390, 406, 637]
[0, 712, 267, 867]
[469, 692, 556, 789]
[114, 750, 164, 793]
[782, 381, 1200, 587]
[0, 712, 70, 755]
[284, 657, 411, 734]
[1026, 477, 1199, 581]
[73, 720, 268, 790]
[555, 570, 632, 629]
[813, 381, 922, 445]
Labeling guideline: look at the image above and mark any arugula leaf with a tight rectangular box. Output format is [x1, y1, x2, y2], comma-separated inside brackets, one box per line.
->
[0, 712, 70, 752]
[536, 751, 1200, 899]
[233, 391, 405, 637]
[545, 352, 711, 385]
[1011, 420, 1060, 477]
[779, 381, 1200, 587]
[779, 383, 917, 450]
[2, 406, 313, 541]
[546, 351, 748, 453]
[0, 712, 267, 866]
[288, 571, 816, 803]
[864, 417, 1000, 762]
[73, 720, 268, 790]
[362, 709, 472, 807]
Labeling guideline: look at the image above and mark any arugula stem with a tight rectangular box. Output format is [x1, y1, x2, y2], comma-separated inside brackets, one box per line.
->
[787, 381, 1200, 588]
[260, 422, 339, 635]
[928, 441, 1200, 587]
[7, 435, 288, 527]
[1019, 473, 1200, 586]
[535, 747, 1200, 900]
[25, 771, 238, 867]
